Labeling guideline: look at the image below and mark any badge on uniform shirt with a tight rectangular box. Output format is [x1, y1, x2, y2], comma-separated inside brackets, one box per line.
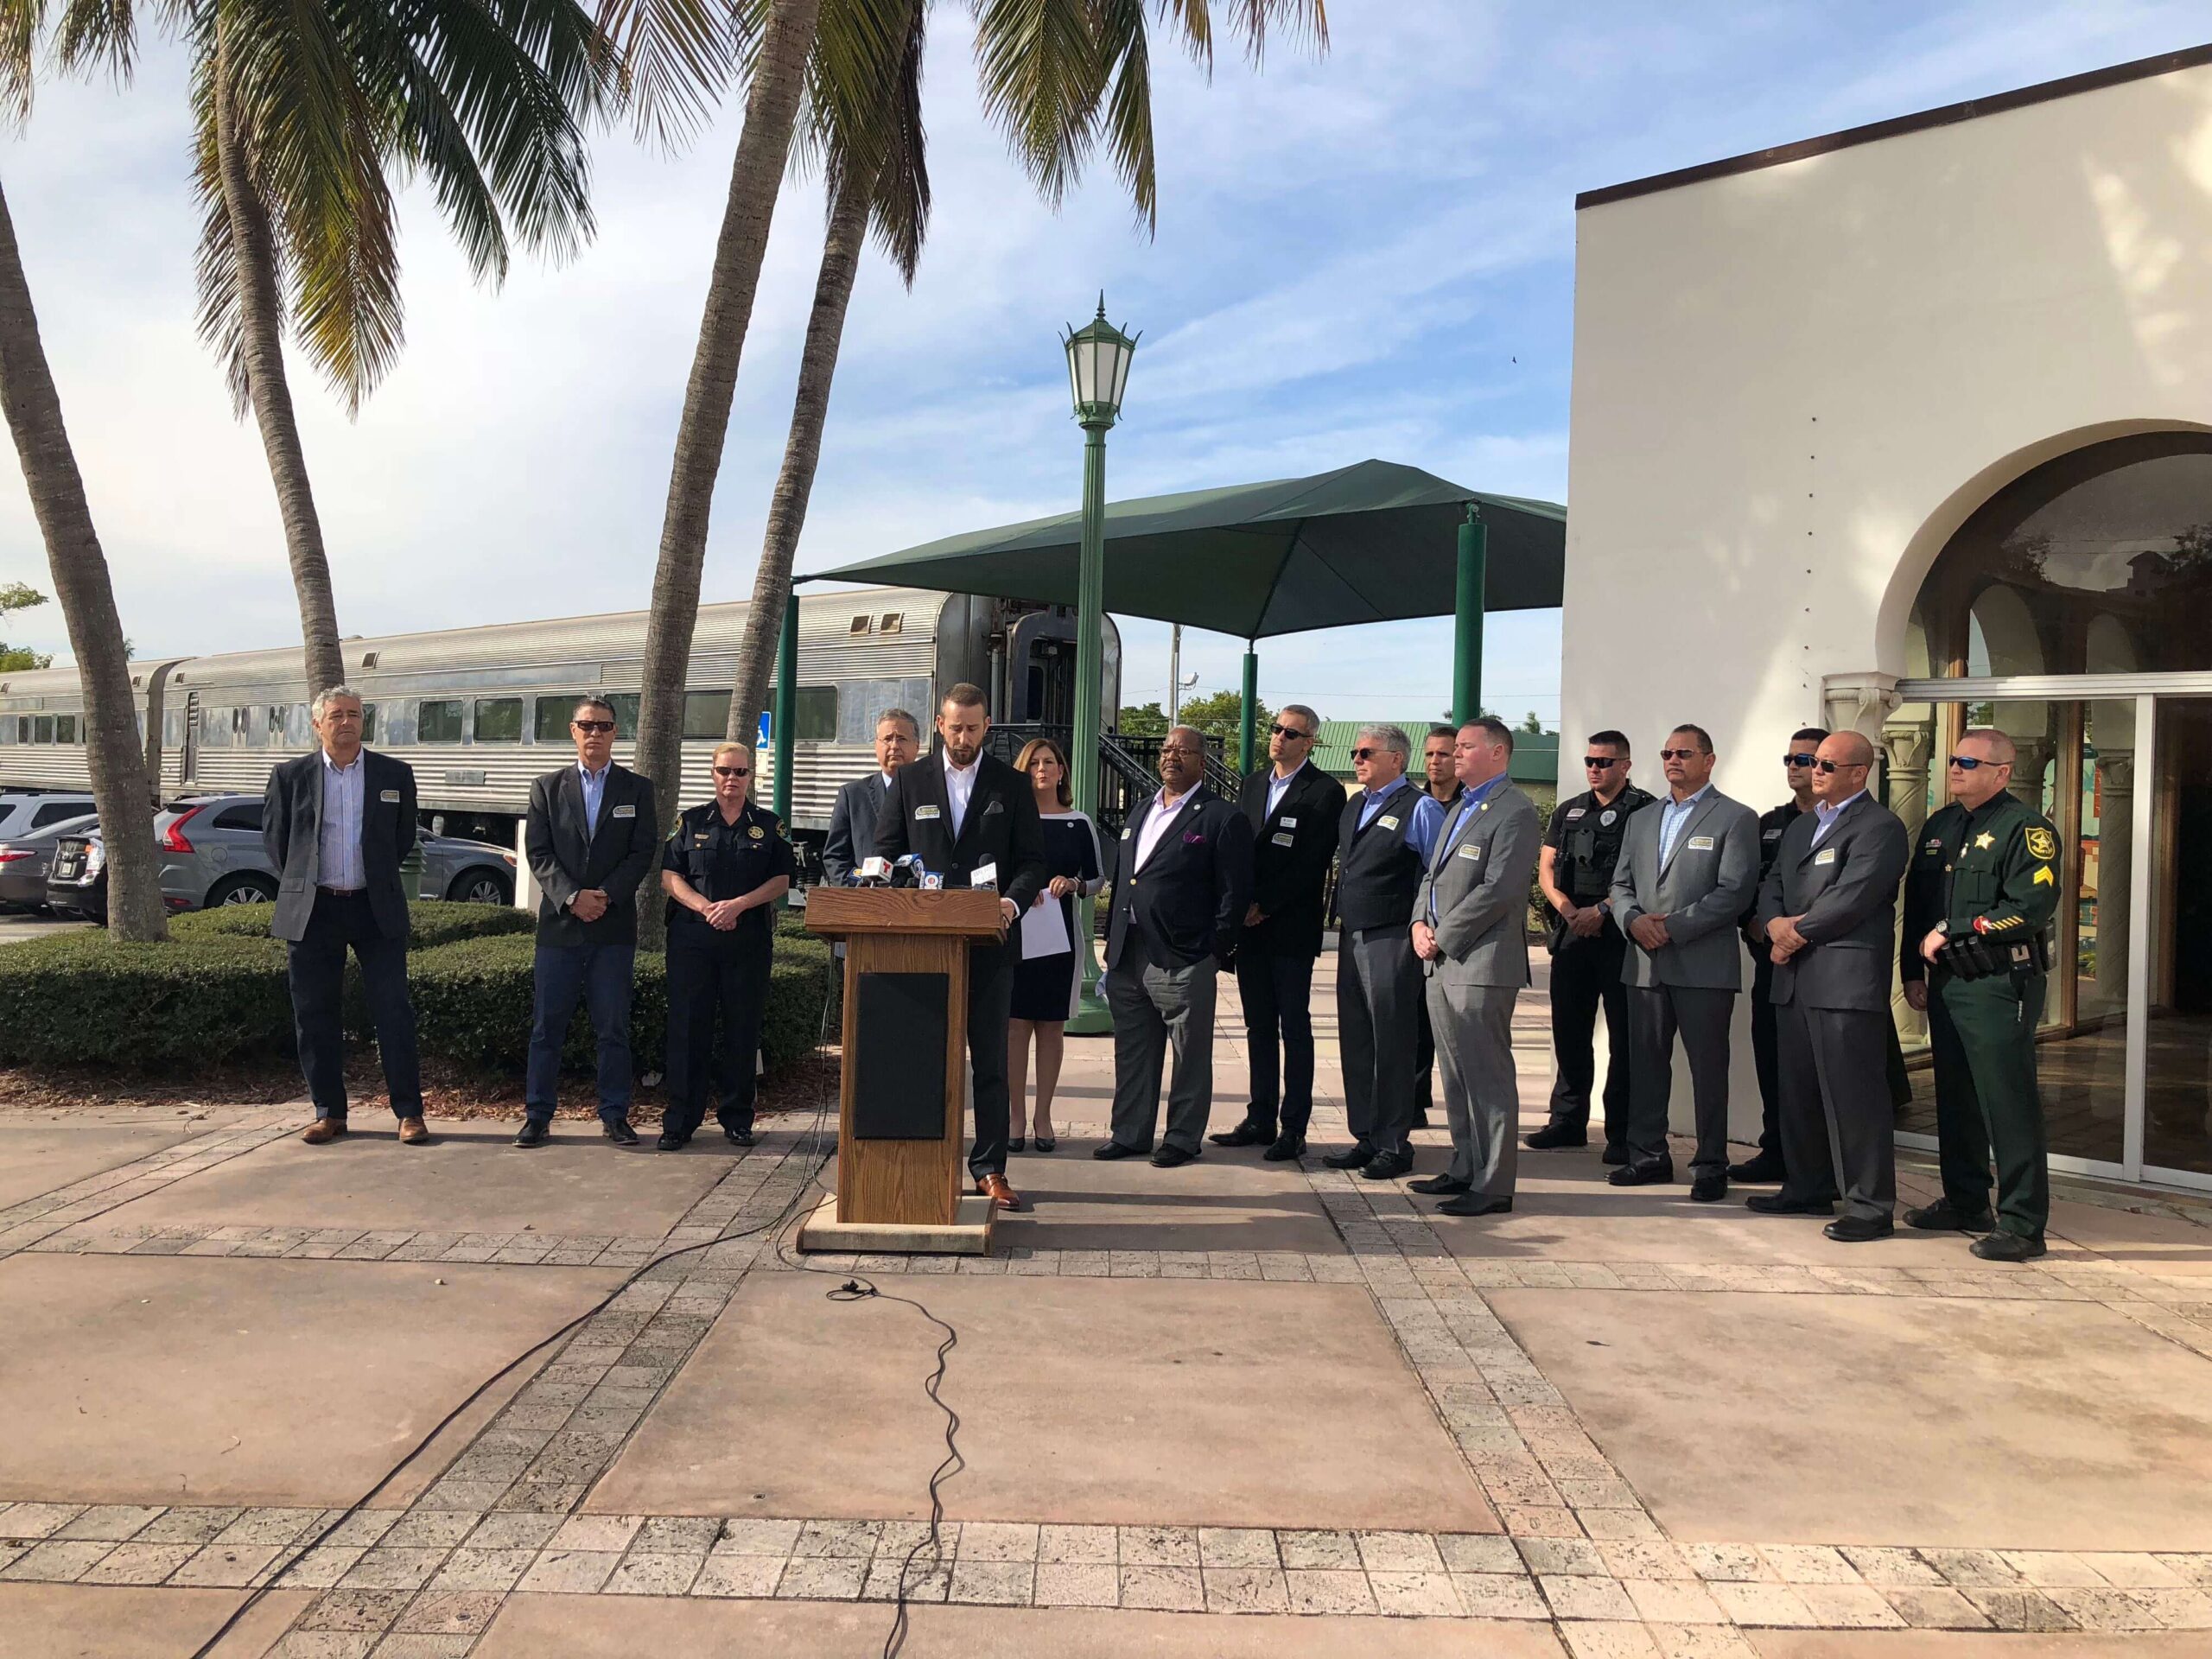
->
[2025, 826, 2056, 860]
[693, 833, 710, 845]
[613, 804, 635, 818]
[379, 789, 401, 804]
[1974, 831, 1995, 850]
[1271, 831, 1294, 848]
[1600, 810, 1617, 826]
[1377, 815, 1400, 831]
[1688, 835, 1714, 851]
[1566, 807, 1586, 820]
[917, 804, 942, 821]
[1815, 847, 1838, 865]
[1924, 838, 1942, 853]
[749, 824, 765, 840]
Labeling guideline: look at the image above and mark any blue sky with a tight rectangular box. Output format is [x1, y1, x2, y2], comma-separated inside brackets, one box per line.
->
[3, 0, 2206, 729]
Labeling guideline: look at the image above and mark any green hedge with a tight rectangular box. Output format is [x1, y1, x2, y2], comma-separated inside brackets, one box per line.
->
[0, 925, 837, 1078]
[172, 899, 533, 950]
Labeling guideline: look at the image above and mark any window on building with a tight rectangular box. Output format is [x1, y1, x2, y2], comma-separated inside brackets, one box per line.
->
[54, 715, 77, 744]
[418, 700, 465, 743]
[682, 690, 732, 741]
[474, 697, 523, 742]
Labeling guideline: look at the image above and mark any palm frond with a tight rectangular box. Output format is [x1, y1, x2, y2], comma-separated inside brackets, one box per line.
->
[188, 49, 257, 415]
[860, 0, 926, 281]
[1217, 0, 1326, 65]
[970, 0, 1105, 212]
[50, 0, 138, 80]
[0, 0, 48, 122]
[1095, 0, 1151, 230]
[593, 0, 740, 149]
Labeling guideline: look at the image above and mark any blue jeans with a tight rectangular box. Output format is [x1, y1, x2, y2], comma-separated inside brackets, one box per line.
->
[524, 942, 636, 1124]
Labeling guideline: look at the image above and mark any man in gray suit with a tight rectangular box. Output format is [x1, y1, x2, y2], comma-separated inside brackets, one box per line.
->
[1409, 718, 1542, 1217]
[1750, 731, 1912, 1242]
[822, 709, 918, 884]
[1608, 723, 1759, 1198]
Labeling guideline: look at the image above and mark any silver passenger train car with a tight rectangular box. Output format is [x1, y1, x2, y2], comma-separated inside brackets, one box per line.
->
[0, 587, 1121, 850]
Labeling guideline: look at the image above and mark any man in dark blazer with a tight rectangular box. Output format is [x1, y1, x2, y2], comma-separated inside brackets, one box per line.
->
[873, 683, 1046, 1211]
[264, 685, 426, 1146]
[517, 696, 660, 1148]
[1100, 727, 1255, 1168]
[1212, 703, 1344, 1160]
[1751, 731, 1912, 1242]
[822, 709, 918, 884]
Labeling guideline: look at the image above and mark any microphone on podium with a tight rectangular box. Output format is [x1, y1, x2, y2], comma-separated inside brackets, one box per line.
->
[856, 855, 891, 886]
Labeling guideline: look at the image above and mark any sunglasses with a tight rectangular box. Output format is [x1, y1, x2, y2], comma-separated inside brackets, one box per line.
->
[1582, 756, 1621, 769]
[572, 720, 615, 734]
[1782, 753, 1818, 767]
[1657, 748, 1705, 761]
[1813, 758, 1866, 774]
[1947, 754, 2003, 772]
[1268, 723, 1312, 740]
[1350, 747, 1385, 761]
[713, 766, 750, 778]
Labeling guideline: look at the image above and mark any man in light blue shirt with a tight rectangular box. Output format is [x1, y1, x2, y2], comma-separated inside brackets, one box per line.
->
[317, 747, 366, 892]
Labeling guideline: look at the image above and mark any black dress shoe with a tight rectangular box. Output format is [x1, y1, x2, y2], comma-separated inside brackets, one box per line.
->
[604, 1119, 640, 1147]
[1904, 1200, 1995, 1233]
[1607, 1161, 1673, 1187]
[1745, 1192, 1834, 1216]
[656, 1130, 688, 1152]
[1150, 1144, 1198, 1168]
[1359, 1150, 1414, 1181]
[1262, 1135, 1306, 1161]
[513, 1118, 550, 1149]
[1726, 1155, 1787, 1183]
[1690, 1173, 1727, 1203]
[1210, 1122, 1273, 1147]
[1321, 1142, 1376, 1170]
[1093, 1141, 1150, 1160]
[1970, 1230, 2046, 1262]
[1408, 1173, 1471, 1195]
[1524, 1122, 1588, 1150]
[1601, 1144, 1630, 1166]
[725, 1125, 755, 1147]
[1824, 1215, 1894, 1243]
[1437, 1194, 1512, 1217]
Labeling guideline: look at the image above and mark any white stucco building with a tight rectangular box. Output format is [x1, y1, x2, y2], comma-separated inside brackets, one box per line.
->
[1560, 46, 2212, 1190]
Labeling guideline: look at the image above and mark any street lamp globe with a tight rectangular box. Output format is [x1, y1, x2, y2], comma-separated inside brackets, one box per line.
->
[1063, 296, 1139, 426]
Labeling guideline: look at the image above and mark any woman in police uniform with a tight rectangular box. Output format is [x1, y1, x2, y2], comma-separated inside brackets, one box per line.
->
[657, 741, 796, 1151]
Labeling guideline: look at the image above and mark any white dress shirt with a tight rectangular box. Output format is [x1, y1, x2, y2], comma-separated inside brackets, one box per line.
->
[1811, 789, 1866, 847]
[1266, 760, 1306, 817]
[944, 757, 978, 839]
[318, 750, 366, 891]
[1134, 787, 1194, 869]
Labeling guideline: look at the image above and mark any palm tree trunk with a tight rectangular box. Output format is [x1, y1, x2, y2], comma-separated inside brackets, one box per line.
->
[213, 21, 346, 696]
[0, 173, 168, 942]
[724, 175, 868, 753]
[631, 0, 823, 944]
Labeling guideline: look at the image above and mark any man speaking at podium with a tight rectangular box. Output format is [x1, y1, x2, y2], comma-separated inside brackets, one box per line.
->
[874, 683, 1047, 1211]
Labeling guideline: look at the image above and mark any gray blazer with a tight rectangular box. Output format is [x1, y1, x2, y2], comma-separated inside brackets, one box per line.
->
[1609, 787, 1760, 991]
[1414, 783, 1543, 988]
[822, 772, 893, 885]
[263, 747, 417, 944]
[1753, 793, 1910, 1012]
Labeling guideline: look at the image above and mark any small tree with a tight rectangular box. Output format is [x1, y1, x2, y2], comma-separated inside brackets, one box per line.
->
[1116, 701, 1167, 737]
[1522, 710, 1543, 734]
[1176, 689, 1272, 747]
[0, 580, 50, 669]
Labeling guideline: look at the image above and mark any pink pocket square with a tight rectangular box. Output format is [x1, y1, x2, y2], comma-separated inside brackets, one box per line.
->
[1183, 831, 1206, 844]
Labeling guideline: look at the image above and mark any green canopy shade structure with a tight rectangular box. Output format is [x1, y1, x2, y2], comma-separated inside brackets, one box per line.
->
[815, 458, 1565, 641]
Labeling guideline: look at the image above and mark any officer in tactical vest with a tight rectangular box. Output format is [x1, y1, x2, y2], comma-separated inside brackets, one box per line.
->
[1899, 726, 2062, 1261]
[1528, 730, 1652, 1159]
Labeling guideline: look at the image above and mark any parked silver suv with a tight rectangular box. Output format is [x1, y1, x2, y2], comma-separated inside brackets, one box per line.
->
[47, 794, 518, 921]
[0, 791, 96, 842]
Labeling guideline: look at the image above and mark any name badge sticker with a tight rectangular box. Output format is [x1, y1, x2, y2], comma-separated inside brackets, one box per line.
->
[1566, 807, 1586, 820]
[1271, 831, 1295, 848]
[378, 789, 401, 804]
[1280, 816, 1297, 829]
[1456, 843, 1482, 860]
[917, 804, 942, 822]
[1377, 815, 1401, 831]
[1688, 835, 1714, 851]
[1815, 847, 1839, 865]
[1121, 826, 1132, 839]
[612, 804, 636, 819]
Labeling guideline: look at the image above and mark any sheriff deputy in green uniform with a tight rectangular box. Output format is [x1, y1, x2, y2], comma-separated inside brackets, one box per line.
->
[1899, 726, 2062, 1262]
[656, 741, 796, 1152]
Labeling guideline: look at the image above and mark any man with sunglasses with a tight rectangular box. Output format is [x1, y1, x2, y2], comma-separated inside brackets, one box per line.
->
[657, 741, 795, 1151]
[1215, 705, 1345, 1160]
[518, 696, 661, 1149]
[1608, 724, 1759, 1198]
[1899, 728, 2063, 1262]
[1528, 729, 1652, 1160]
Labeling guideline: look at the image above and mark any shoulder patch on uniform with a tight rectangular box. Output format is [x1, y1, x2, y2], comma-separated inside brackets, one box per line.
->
[2024, 826, 2056, 861]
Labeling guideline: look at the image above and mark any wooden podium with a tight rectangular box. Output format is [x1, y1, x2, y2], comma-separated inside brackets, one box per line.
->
[797, 886, 1007, 1253]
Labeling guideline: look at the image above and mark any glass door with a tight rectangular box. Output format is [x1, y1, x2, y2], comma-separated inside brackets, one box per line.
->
[2145, 697, 2212, 1185]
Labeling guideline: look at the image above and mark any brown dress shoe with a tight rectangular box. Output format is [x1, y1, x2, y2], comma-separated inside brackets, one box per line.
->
[977, 1174, 1025, 1212]
[302, 1117, 347, 1145]
[397, 1116, 431, 1146]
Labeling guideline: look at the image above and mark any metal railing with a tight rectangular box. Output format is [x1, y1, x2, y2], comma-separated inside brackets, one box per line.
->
[984, 723, 1241, 832]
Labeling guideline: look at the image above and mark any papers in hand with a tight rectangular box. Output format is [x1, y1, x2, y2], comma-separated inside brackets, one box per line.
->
[1020, 893, 1069, 959]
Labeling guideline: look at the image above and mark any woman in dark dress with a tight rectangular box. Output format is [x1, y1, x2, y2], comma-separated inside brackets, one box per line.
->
[1007, 737, 1102, 1153]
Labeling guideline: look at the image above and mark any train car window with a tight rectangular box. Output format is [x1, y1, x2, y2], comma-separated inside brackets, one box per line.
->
[360, 702, 378, 742]
[162, 709, 185, 747]
[848, 614, 872, 634]
[532, 696, 577, 742]
[607, 694, 639, 740]
[796, 686, 837, 741]
[33, 715, 54, 744]
[55, 715, 77, 744]
[474, 697, 523, 742]
[419, 700, 465, 743]
[878, 612, 903, 634]
[266, 704, 294, 746]
[0, 717, 16, 744]
[213, 802, 264, 832]
[682, 690, 731, 741]
[199, 707, 230, 749]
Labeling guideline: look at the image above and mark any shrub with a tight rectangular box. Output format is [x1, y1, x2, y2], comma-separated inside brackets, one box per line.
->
[172, 899, 533, 950]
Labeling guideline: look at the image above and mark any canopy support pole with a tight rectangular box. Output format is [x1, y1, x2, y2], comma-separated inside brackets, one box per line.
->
[1238, 644, 1258, 773]
[773, 590, 799, 821]
[1452, 505, 1488, 725]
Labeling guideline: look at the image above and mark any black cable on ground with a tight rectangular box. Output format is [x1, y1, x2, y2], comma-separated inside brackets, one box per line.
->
[185, 968, 843, 1659]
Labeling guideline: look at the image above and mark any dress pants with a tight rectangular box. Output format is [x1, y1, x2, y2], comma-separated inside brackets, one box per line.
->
[1776, 1002, 1886, 1217]
[663, 925, 772, 1139]
[524, 941, 637, 1124]
[1427, 975, 1518, 1198]
[1338, 925, 1422, 1155]
[285, 890, 421, 1120]
[1546, 924, 1631, 1150]
[1236, 949, 1316, 1139]
[1414, 995, 1436, 1123]
[1623, 982, 1734, 1177]
[1106, 944, 1218, 1154]
[964, 939, 1016, 1182]
[1929, 969, 2050, 1239]
[1748, 950, 1784, 1162]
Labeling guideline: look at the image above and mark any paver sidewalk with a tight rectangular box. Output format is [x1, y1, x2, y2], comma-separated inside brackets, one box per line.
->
[3, 952, 2209, 1656]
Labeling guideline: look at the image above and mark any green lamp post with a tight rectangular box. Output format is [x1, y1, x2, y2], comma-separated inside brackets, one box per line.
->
[1062, 296, 1138, 1035]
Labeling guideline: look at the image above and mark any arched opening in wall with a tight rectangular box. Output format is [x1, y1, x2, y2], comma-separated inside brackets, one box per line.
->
[1892, 430, 2212, 1183]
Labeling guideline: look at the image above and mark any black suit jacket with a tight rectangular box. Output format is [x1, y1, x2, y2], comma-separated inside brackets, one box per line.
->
[1105, 784, 1255, 972]
[1237, 762, 1347, 959]
[871, 750, 1046, 915]
[263, 747, 416, 944]
[823, 772, 895, 885]
[524, 763, 660, 947]
[1753, 793, 1910, 1012]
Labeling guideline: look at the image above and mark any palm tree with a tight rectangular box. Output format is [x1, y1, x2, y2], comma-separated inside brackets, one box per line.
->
[192, 0, 615, 693]
[0, 170, 169, 940]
